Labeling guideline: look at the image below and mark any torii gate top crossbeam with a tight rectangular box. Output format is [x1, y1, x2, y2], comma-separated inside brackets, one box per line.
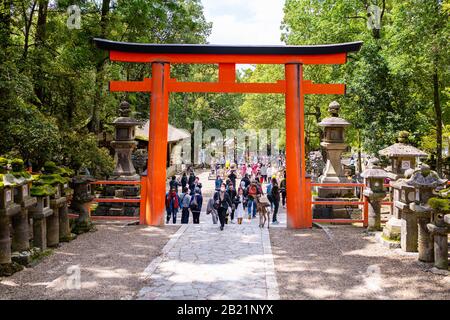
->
[93, 39, 362, 65]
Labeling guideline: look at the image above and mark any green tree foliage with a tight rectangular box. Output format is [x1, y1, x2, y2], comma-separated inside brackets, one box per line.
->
[0, 0, 215, 177]
[241, 0, 449, 173]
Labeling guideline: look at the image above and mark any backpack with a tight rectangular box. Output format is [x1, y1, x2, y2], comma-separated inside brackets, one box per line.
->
[190, 194, 198, 210]
[248, 185, 257, 199]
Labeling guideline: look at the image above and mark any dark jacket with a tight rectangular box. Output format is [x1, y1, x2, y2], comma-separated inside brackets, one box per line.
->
[214, 191, 232, 210]
[271, 184, 280, 202]
[190, 193, 203, 212]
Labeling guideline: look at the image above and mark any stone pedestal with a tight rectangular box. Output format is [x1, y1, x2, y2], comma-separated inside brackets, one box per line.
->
[401, 209, 418, 252]
[365, 190, 385, 231]
[0, 186, 21, 265]
[49, 196, 66, 247]
[427, 213, 449, 270]
[414, 207, 434, 263]
[29, 196, 53, 250]
[12, 182, 36, 252]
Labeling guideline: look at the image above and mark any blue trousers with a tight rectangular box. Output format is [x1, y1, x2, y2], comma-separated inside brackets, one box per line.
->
[247, 198, 257, 217]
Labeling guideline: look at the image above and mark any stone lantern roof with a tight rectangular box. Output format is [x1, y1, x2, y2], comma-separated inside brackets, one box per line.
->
[379, 144, 428, 157]
[378, 132, 428, 158]
[318, 101, 350, 128]
[361, 158, 389, 179]
[112, 101, 141, 127]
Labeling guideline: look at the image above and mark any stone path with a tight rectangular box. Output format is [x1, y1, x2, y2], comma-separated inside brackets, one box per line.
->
[137, 222, 279, 300]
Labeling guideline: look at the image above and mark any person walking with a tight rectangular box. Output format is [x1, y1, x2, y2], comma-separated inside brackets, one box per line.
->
[188, 172, 196, 189]
[260, 164, 267, 183]
[181, 172, 188, 190]
[271, 178, 280, 224]
[266, 179, 274, 212]
[280, 174, 287, 208]
[214, 175, 223, 191]
[190, 187, 203, 224]
[227, 183, 237, 223]
[169, 175, 179, 192]
[228, 170, 237, 190]
[180, 187, 191, 224]
[235, 187, 245, 224]
[213, 183, 232, 231]
[246, 180, 259, 219]
[206, 197, 219, 224]
[165, 187, 180, 224]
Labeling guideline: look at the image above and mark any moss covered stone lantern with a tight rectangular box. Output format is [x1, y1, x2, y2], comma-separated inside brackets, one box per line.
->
[29, 183, 55, 250]
[31, 161, 71, 246]
[407, 164, 447, 262]
[0, 158, 22, 275]
[10, 159, 37, 263]
[70, 174, 95, 234]
[361, 158, 388, 231]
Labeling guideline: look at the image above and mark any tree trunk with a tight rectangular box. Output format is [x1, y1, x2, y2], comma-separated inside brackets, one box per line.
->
[88, 0, 110, 133]
[33, 0, 48, 105]
[433, 66, 442, 175]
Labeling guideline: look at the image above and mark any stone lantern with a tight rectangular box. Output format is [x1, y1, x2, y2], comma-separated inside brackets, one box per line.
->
[29, 184, 55, 250]
[427, 212, 450, 270]
[386, 169, 418, 251]
[10, 159, 37, 263]
[31, 161, 71, 247]
[0, 159, 22, 275]
[378, 131, 428, 180]
[407, 164, 447, 262]
[361, 158, 388, 231]
[313, 101, 358, 219]
[70, 174, 95, 234]
[318, 101, 350, 184]
[111, 101, 141, 181]
[95, 101, 141, 217]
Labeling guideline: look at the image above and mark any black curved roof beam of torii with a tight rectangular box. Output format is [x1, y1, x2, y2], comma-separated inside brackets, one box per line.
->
[93, 38, 363, 94]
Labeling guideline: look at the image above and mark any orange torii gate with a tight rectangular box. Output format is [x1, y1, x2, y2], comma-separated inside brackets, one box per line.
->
[94, 39, 362, 229]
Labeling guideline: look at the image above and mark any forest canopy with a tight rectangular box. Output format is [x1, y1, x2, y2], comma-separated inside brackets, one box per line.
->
[0, 0, 449, 176]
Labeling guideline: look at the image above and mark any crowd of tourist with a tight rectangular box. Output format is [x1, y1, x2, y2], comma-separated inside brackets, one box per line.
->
[165, 156, 287, 231]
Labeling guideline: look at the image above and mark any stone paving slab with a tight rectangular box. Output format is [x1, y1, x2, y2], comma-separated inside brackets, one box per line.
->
[137, 223, 279, 300]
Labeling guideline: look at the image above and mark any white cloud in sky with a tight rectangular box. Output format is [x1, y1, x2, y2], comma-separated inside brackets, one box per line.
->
[201, 0, 286, 45]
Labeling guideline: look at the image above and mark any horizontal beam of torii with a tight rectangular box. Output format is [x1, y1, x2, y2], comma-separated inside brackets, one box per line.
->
[94, 38, 362, 229]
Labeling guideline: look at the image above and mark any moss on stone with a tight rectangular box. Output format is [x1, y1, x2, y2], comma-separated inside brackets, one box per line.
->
[381, 234, 400, 243]
[0, 262, 24, 277]
[30, 184, 56, 196]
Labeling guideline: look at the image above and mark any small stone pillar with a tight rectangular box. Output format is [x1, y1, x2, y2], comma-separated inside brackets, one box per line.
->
[361, 158, 388, 231]
[70, 175, 95, 234]
[10, 159, 37, 254]
[427, 213, 450, 270]
[407, 164, 447, 262]
[0, 167, 21, 268]
[59, 179, 75, 242]
[385, 169, 417, 250]
[28, 194, 53, 250]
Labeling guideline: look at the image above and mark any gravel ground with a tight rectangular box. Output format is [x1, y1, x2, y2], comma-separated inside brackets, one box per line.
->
[0, 222, 179, 300]
[270, 225, 450, 300]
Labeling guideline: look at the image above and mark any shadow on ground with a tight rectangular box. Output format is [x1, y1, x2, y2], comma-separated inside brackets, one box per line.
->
[269, 225, 450, 299]
[0, 223, 180, 300]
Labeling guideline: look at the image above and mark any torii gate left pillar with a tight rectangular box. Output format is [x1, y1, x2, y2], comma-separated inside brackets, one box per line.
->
[94, 38, 362, 228]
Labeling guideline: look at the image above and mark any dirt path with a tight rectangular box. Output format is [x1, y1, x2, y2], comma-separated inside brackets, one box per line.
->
[0, 223, 179, 300]
[270, 225, 450, 300]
